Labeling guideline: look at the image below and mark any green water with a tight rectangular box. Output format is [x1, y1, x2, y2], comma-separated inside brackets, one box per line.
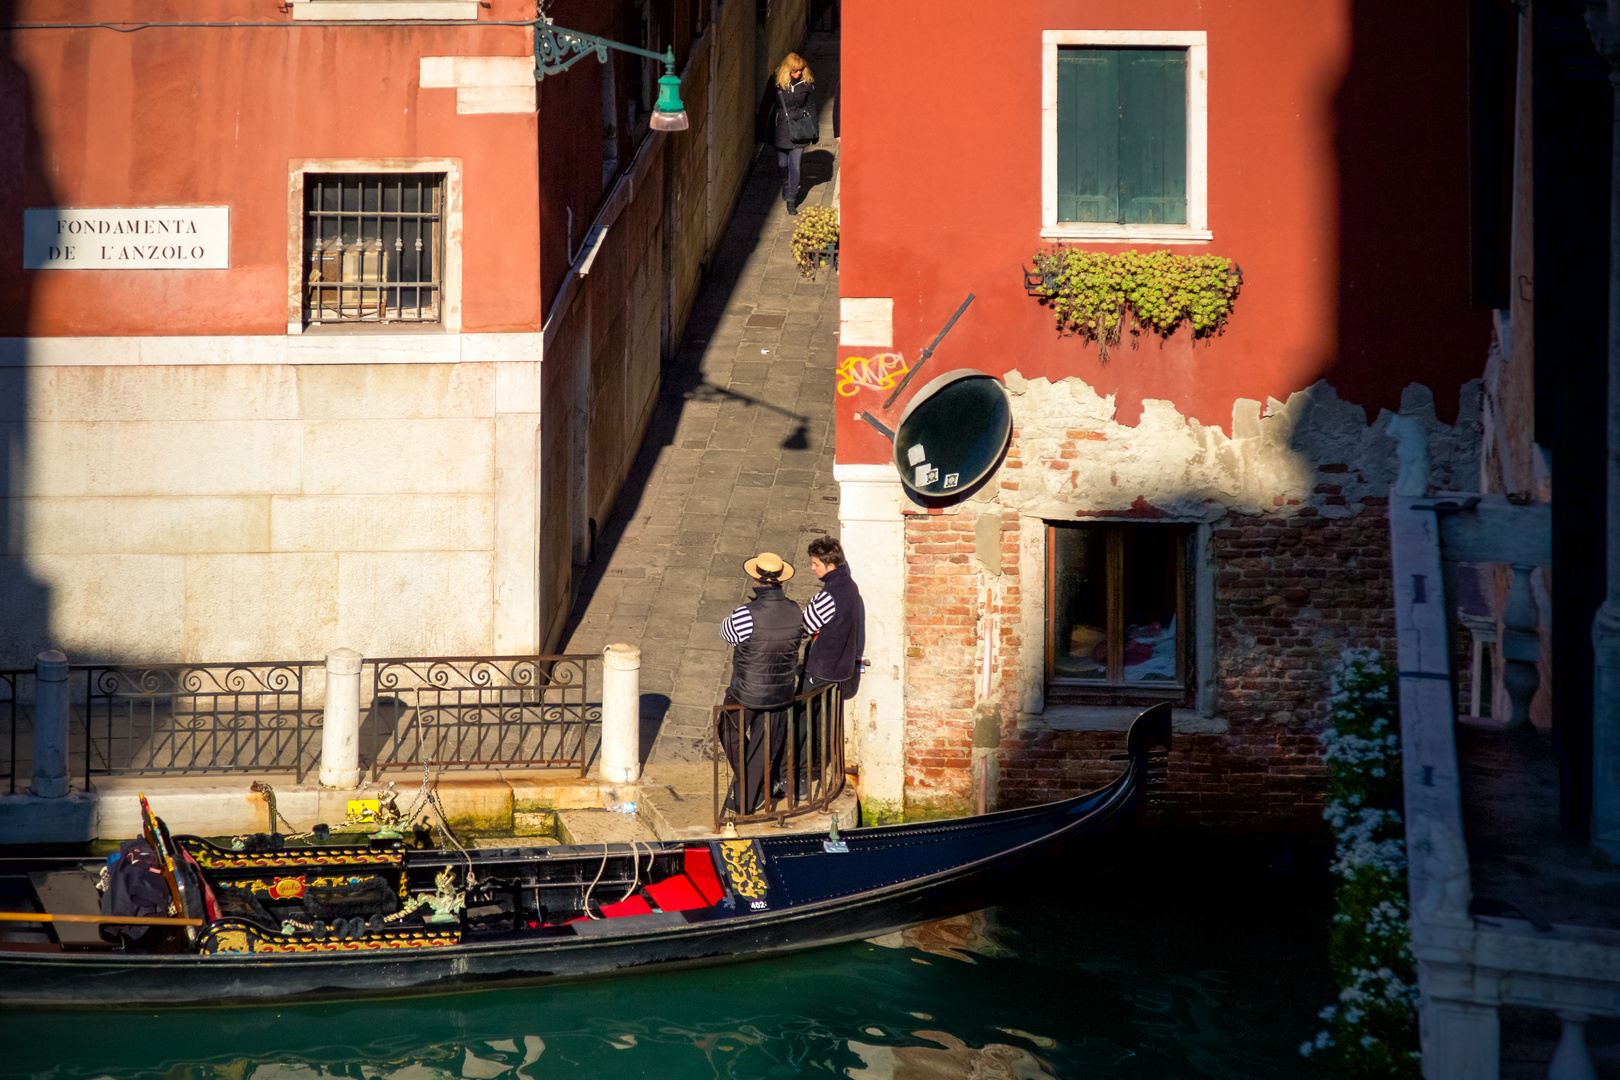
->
[0, 836, 1333, 1079]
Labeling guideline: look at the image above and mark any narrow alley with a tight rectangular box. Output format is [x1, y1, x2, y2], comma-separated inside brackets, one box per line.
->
[558, 32, 843, 766]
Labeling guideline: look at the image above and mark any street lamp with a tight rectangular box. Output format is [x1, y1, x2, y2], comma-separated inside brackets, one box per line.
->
[533, 14, 688, 132]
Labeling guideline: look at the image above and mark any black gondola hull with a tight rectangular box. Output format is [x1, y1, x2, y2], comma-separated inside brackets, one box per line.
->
[0, 707, 1169, 1007]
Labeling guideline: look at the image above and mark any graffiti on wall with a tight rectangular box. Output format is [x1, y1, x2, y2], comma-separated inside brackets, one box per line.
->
[836, 352, 910, 397]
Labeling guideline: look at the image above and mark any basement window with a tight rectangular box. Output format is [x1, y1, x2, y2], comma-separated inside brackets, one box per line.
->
[1046, 522, 1192, 702]
[302, 173, 445, 327]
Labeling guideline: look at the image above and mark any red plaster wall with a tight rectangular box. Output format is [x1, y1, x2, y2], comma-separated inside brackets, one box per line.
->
[836, 0, 1490, 463]
[0, 0, 547, 336]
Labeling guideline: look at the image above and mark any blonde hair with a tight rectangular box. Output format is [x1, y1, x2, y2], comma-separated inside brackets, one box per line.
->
[774, 52, 813, 91]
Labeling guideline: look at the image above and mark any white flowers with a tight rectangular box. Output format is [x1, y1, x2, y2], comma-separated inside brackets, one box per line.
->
[1305, 646, 1420, 1069]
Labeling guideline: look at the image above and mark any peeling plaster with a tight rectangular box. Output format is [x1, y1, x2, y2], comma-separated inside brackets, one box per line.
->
[995, 373, 1482, 520]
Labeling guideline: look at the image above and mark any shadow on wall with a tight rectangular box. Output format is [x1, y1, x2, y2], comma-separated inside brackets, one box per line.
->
[1330, 0, 1493, 424]
[555, 126, 807, 649]
[0, 3, 55, 669]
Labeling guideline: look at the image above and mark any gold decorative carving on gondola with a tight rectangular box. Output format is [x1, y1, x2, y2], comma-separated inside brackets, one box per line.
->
[715, 840, 769, 902]
[199, 920, 457, 955]
[186, 850, 403, 871]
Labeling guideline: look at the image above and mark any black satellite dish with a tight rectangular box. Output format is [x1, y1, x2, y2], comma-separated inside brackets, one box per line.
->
[892, 369, 1012, 497]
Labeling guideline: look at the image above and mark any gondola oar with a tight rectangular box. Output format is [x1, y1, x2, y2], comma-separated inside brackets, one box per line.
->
[0, 911, 204, 927]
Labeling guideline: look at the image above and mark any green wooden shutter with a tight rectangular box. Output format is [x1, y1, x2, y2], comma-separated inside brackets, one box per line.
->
[1119, 50, 1187, 225]
[1056, 49, 1119, 223]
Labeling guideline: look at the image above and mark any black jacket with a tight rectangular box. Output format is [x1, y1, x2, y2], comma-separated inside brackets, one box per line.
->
[771, 77, 819, 150]
[806, 564, 865, 684]
[728, 587, 805, 708]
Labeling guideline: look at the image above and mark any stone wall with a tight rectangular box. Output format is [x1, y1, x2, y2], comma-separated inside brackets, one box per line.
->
[891, 372, 1481, 827]
[1, 345, 537, 667]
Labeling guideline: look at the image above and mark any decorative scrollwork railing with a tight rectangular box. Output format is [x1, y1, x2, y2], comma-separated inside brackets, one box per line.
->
[0, 669, 28, 795]
[363, 655, 600, 779]
[83, 662, 322, 785]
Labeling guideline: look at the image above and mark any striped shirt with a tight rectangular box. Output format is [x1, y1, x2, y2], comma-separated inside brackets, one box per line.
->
[802, 589, 837, 633]
[720, 589, 837, 643]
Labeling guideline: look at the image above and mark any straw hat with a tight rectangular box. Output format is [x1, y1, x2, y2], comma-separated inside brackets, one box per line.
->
[743, 551, 794, 583]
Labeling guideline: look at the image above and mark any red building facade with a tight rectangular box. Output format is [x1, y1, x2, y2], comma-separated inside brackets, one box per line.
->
[834, 0, 1492, 826]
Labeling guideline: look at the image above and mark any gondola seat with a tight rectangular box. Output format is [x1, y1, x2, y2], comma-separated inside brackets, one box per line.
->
[643, 848, 727, 912]
[596, 895, 653, 918]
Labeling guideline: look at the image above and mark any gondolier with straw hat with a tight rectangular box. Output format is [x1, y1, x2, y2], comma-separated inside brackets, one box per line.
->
[719, 552, 805, 814]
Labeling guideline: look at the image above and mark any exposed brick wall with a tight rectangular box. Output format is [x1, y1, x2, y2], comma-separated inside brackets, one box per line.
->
[901, 495, 1397, 830]
[1213, 500, 1395, 727]
[901, 511, 979, 813]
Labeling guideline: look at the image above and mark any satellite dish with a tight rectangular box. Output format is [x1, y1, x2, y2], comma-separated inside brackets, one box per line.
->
[892, 369, 1012, 497]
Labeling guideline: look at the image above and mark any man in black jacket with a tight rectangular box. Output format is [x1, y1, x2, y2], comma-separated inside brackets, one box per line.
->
[719, 552, 805, 814]
[796, 536, 865, 796]
[802, 536, 865, 693]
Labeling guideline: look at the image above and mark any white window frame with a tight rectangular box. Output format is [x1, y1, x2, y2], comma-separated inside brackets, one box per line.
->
[1040, 29, 1211, 244]
[286, 158, 463, 334]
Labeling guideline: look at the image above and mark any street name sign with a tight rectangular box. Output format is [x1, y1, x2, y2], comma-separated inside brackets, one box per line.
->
[23, 206, 230, 269]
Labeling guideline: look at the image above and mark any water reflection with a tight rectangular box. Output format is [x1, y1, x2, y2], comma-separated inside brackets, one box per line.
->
[0, 839, 1331, 1080]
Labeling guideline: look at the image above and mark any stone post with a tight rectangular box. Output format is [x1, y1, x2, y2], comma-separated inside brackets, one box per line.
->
[1420, 998, 1500, 1080]
[30, 650, 69, 799]
[1549, 1012, 1598, 1080]
[1586, 1, 1620, 860]
[600, 643, 641, 784]
[319, 648, 362, 789]
[1501, 564, 1542, 732]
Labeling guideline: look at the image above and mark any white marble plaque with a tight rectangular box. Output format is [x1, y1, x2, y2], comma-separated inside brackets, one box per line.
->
[23, 207, 230, 269]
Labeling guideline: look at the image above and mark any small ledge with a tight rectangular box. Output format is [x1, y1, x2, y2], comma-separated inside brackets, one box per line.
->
[1040, 225, 1214, 245]
[1020, 705, 1227, 735]
[291, 1, 480, 21]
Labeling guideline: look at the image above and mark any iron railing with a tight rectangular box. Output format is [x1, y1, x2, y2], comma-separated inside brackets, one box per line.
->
[364, 655, 600, 779]
[83, 662, 324, 786]
[0, 669, 28, 795]
[712, 682, 845, 830]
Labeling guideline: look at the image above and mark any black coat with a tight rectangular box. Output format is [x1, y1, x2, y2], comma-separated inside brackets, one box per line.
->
[771, 77, 819, 150]
[728, 587, 805, 709]
[805, 563, 865, 684]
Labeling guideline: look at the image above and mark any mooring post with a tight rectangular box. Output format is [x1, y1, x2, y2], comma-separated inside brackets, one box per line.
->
[601, 643, 641, 784]
[320, 648, 362, 789]
[31, 650, 69, 798]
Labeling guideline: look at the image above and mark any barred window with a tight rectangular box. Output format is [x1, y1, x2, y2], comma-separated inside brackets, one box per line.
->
[303, 173, 443, 326]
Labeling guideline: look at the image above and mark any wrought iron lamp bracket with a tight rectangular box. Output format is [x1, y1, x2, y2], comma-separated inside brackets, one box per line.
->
[533, 12, 675, 83]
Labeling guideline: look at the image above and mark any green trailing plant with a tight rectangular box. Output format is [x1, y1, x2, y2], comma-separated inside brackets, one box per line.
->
[792, 207, 839, 279]
[1029, 248, 1241, 358]
[1302, 648, 1421, 1078]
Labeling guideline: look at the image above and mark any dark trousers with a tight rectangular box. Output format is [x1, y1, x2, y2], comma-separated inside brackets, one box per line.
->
[795, 674, 854, 799]
[777, 146, 804, 204]
[720, 692, 788, 814]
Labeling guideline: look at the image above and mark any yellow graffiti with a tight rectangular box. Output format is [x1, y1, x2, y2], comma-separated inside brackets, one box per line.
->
[836, 353, 910, 397]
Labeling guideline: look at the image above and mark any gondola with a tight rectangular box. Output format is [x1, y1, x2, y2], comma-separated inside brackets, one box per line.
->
[0, 705, 1169, 1007]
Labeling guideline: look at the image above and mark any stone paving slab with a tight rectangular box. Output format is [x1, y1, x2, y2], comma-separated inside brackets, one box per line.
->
[559, 33, 843, 766]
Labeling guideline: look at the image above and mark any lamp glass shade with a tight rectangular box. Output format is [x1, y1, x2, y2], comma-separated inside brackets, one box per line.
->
[651, 72, 687, 130]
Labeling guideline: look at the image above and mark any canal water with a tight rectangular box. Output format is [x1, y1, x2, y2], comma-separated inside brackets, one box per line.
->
[0, 834, 1334, 1080]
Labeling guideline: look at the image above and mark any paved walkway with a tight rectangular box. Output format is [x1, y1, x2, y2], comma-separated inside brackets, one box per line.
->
[560, 33, 842, 765]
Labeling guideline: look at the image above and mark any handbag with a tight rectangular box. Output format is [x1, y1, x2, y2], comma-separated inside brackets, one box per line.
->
[778, 88, 819, 144]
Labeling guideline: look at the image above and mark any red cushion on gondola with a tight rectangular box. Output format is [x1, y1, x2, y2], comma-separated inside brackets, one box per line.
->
[599, 894, 653, 918]
[645, 873, 706, 912]
[683, 847, 725, 905]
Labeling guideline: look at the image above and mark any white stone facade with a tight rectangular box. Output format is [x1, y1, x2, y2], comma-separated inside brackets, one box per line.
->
[0, 332, 544, 666]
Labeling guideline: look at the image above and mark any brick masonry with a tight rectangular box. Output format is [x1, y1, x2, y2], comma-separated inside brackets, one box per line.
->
[902, 498, 1396, 828]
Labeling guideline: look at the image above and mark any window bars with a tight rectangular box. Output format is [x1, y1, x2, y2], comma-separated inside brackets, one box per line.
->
[303, 173, 444, 326]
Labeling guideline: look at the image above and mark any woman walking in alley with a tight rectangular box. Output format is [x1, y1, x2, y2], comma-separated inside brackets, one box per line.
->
[771, 52, 818, 214]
